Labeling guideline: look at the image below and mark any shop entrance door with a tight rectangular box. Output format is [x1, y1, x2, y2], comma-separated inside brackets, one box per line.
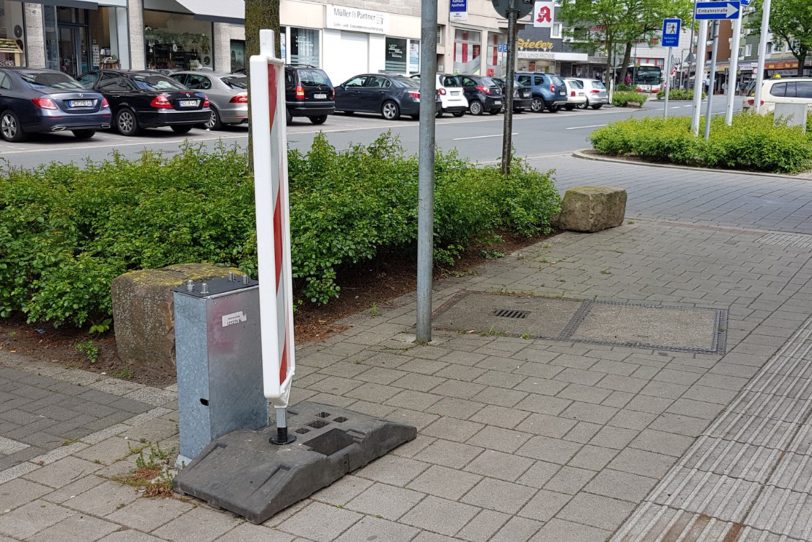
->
[58, 25, 90, 78]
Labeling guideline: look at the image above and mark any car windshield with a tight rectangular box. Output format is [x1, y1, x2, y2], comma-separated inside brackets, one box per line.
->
[20, 71, 84, 90]
[552, 76, 564, 86]
[442, 75, 462, 87]
[396, 77, 419, 88]
[297, 69, 331, 86]
[592, 80, 606, 90]
[480, 77, 497, 87]
[131, 74, 186, 91]
[221, 76, 247, 89]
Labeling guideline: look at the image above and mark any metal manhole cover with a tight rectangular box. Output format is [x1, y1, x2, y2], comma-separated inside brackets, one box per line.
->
[433, 291, 727, 354]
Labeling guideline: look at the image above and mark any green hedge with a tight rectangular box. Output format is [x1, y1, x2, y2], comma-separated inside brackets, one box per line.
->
[590, 114, 812, 173]
[656, 88, 703, 101]
[612, 91, 648, 107]
[0, 133, 560, 328]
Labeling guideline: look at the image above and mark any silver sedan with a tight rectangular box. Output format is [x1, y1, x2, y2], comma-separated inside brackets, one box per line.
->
[170, 71, 248, 130]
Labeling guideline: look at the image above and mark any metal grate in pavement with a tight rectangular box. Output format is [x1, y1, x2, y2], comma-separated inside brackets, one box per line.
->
[492, 308, 530, 319]
[757, 232, 812, 250]
[613, 315, 812, 541]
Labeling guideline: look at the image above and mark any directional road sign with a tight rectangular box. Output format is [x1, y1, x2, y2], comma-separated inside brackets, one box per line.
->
[661, 18, 681, 48]
[740, 0, 749, 5]
[694, 1, 740, 20]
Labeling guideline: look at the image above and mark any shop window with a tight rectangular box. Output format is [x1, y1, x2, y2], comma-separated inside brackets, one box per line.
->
[409, 40, 420, 73]
[144, 10, 213, 71]
[230, 40, 245, 72]
[486, 32, 501, 77]
[453, 29, 481, 74]
[385, 37, 407, 73]
[290, 27, 319, 66]
[0, 1, 25, 67]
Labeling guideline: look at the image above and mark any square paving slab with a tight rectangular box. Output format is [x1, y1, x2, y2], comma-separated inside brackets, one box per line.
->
[433, 292, 726, 354]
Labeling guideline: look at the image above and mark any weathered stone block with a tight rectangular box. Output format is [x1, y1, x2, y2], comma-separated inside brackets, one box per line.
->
[559, 186, 627, 233]
[111, 263, 240, 371]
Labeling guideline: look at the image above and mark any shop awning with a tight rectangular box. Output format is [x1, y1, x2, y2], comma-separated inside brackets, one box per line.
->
[172, 0, 245, 23]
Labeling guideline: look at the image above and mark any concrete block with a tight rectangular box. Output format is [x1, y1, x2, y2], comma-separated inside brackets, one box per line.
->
[111, 263, 239, 371]
[558, 186, 627, 233]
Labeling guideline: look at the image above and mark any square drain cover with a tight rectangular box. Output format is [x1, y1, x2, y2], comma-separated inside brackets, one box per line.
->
[433, 292, 727, 354]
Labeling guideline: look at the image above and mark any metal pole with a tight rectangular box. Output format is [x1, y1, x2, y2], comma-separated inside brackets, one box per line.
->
[270, 406, 295, 444]
[686, 19, 695, 89]
[726, 14, 743, 125]
[691, 20, 708, 136]
[664, 47, 672, 118]
[500, 1, 517, 175]
[754, 0, 771, 114]
[704, 20, 719, 140]
[415, 0, 437, 343]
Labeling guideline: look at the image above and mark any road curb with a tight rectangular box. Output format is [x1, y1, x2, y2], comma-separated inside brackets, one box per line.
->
[571, 149, 812, 181]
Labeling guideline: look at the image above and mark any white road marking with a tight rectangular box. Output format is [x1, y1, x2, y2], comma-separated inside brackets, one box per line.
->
[453, 132, 518, 141]
[565, 124, 608, 130]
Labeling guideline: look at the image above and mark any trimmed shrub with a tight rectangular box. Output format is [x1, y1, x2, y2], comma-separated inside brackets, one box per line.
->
[0, 134, 560, 327]
[590, 113, 812, 173]
[612, 91, 648, 107]
[656, 88, 703, 101]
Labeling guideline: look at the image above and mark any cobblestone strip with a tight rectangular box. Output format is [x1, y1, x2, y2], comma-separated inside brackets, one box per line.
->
[613, 315, 812, 541]
[757, 232, 812, 250]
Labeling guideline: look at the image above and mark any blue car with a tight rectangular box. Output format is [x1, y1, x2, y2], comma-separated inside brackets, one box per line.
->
[0, 68, 111, 142]
[515, 72, 568, 113]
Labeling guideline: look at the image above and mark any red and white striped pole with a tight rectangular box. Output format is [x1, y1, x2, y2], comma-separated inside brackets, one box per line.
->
[249, 29, 296, 445]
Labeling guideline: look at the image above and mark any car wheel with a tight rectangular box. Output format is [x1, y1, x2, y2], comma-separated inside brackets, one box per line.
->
[452, 111, 465, 117]
[591, 104, 603, 110]
[381, 100, 400, 120]
[436, 110, 444, 118]
[171, 125, 193, 135]
[530, 97, 543, 113]
[564, 104, 574, 111]
[115, 108, 139, 136]
[0, 110, 25, 142]
[489, 108, 500, 115]
[286, 107, 292, 125]
[205, 107, 223, 130]
[72, 129, 95, 140]
[309, 115, 328, 125]
[469, 100, 483, 115]
[547, 103, 559, 113]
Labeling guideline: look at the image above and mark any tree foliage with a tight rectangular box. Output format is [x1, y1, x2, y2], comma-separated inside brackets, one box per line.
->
[559, 0, 693, 82]
[750, 0, 812, 76]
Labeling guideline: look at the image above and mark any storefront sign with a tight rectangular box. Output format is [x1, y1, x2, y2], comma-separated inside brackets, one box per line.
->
[326, 5, 387, 34]
[518, 38, 554, 51]
[385, 37, 407, 72]
[450, 0, 467, 22]
[765, 60, 798, 70]
[533, 1, 555, 28]
[517, 50, 588, 61]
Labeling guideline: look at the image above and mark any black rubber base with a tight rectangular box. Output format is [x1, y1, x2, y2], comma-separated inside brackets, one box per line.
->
[173, 402, 416, 524]
[269, 428, 296, 445]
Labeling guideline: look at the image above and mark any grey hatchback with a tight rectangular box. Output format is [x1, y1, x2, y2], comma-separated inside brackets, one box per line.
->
[170, 71, 248, 129]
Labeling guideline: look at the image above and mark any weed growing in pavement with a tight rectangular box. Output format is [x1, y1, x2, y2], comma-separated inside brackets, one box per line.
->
[114, 442, 175, 498]
[368, 303, 380, 317]
[110, 367, 135, 380]
[74, 339, 99, 364]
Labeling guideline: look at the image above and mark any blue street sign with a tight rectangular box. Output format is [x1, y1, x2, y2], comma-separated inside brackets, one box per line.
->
[695, 1, 740, 20]
[497, 43, 508, 53]
[450, 0, 467, 13]
[740, 0, 749, 5]
[661, 18, 681, 48]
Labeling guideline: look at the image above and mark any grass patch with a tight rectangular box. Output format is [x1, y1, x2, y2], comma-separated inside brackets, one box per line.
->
[113, 442, 174, 498]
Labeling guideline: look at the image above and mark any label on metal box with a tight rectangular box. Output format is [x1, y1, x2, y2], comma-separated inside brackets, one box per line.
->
[222, 311, 248, 327]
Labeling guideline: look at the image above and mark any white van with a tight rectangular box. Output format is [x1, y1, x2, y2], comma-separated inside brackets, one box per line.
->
[743, 77, 812, 113]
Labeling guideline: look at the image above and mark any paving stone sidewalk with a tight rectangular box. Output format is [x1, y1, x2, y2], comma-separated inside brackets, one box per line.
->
[0, 215, 810, 541]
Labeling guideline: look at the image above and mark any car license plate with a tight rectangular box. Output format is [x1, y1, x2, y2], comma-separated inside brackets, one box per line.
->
[314, 93, 327, 99]
[179, 100, 199, 107]
[69, 99, 94, 108]
[494, 100, 502, 105]
[451, 91, 460, 96]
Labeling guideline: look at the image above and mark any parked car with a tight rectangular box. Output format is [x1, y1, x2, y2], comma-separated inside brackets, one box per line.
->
[456, 75, 503, 115]
[335, 73, 439, 120]
[563, 78, 587, 110]
[491, 77, 532, 112]
[0, 68, 110, 142]
[743, 77, 812, 114]
[285, 65, 335, 125]
[515, 72, 568, 113]
[574, 78, 609, 109]
[78, 70, 210, 136]
[411, 73, 468, 117]
[170, 71, 248, 129]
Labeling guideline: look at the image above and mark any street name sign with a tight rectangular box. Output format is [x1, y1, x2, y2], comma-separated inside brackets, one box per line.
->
[695, 1, 740, 20]
[450, 0, 467, 22]
[661, 18, 681, 48]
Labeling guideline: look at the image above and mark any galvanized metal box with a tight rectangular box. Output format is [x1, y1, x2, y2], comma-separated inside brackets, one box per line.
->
[174, 276, 269, 464]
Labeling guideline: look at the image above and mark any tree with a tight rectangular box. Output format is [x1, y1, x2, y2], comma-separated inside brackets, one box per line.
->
[244, 0, 282, 166]
[559, 0, 693, 84]
[751, 0, 812, 77]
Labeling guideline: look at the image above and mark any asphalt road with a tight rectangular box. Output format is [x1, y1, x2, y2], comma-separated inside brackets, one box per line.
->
[0, 98, 737, 169]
